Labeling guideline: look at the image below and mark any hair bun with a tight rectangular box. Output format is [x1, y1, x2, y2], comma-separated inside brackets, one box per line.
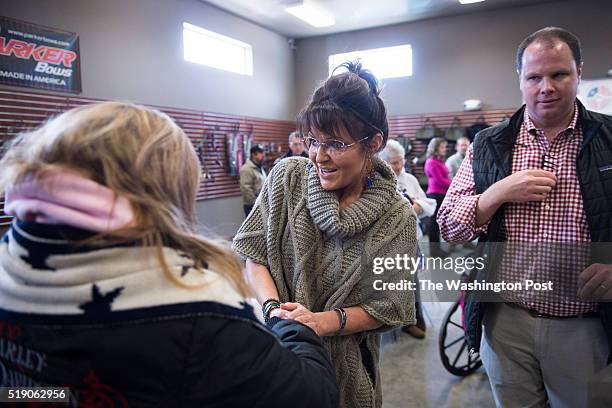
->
[336, 60, 380, 96]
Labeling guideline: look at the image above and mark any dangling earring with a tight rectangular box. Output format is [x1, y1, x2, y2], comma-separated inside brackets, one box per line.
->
[363, 157, 375, 188]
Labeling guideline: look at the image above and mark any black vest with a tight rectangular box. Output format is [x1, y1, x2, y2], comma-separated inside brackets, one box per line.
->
[465, 100, 612, 360]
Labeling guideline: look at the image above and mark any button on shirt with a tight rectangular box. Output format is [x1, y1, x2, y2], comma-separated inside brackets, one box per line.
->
[438, 104, 597, 316]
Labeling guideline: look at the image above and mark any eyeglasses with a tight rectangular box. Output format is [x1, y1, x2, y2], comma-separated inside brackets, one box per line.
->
[303, 135, 369, 155]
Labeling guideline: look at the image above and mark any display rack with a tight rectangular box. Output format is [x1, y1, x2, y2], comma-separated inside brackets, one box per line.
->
[0, 89, 295, 226]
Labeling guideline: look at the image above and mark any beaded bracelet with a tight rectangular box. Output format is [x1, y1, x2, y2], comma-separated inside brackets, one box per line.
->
[334, 307, 347, 335]
[262, 299, 281, 323]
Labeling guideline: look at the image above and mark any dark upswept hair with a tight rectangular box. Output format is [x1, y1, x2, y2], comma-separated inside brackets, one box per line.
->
[296, 60, 389, 153]
[516, 27, 582, 73]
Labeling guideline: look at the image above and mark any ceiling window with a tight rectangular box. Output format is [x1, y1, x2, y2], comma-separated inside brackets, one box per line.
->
[329, 45, 413, 79]
[183, 22, 253, 76]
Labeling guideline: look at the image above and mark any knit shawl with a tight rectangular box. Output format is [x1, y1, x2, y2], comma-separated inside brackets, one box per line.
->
[233, 157, 417, 408]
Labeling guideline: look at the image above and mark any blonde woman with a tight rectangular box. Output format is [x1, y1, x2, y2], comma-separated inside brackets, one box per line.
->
[0, 102, 338, 407]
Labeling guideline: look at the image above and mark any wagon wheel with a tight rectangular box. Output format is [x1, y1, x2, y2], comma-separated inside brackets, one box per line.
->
[438, 298, 482, 376]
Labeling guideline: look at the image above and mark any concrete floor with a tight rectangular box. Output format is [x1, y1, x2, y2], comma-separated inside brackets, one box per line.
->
[379, 302, 495, 408]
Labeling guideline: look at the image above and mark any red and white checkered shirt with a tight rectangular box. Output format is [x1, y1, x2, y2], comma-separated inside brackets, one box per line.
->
[438, 104, 597, 316]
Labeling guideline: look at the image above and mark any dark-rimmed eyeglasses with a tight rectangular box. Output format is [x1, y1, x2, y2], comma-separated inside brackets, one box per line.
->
[303, 135, 369, 155]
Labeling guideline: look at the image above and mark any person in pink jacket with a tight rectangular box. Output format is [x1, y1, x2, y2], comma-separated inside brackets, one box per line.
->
[424, 137, 450, 257]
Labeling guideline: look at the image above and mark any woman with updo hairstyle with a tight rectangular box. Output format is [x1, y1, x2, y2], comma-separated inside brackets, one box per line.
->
[0, 102, 338, 407]
[234, 61, 417, 408]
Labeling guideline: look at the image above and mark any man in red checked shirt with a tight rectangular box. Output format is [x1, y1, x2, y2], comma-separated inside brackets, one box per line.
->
[437, 27, 612, 407]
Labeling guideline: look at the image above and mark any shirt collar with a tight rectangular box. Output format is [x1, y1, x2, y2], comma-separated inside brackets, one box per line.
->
[524, 102, 579, 140]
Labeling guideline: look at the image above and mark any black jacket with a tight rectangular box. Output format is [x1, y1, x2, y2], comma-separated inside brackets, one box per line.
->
[466, 100, 612, 360]
[0, 222, 339, 408]
[0, 312, 338, 408]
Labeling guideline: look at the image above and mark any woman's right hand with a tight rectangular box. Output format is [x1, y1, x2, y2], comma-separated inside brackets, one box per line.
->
[269, 306, 289, 319]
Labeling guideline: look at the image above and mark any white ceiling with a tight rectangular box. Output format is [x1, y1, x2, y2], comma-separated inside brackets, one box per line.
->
[201, 0, 559, 39]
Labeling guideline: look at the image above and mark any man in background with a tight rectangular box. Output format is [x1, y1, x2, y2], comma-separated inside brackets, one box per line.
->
[277, 131, 308, 164]
[240, 144, 266, 216]
[445, 136, 469, 179]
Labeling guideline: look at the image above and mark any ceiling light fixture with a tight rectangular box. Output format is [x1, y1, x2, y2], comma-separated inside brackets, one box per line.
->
[285, 2, 335, 28]
[458, 0, 485, 4]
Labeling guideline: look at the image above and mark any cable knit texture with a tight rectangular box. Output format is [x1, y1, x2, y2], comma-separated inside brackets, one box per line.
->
[233, 156, 417, 408]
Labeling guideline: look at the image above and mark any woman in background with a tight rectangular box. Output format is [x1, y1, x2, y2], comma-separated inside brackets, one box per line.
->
[233, 62, 417, 408]
[0, 102, 338, 407]
[424, 137, 451, 257]
[380, 139, 436, 239]
[380, 139, 435, 339]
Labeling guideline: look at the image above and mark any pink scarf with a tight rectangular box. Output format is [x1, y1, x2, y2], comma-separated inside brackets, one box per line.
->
[5, 171, 135, 232]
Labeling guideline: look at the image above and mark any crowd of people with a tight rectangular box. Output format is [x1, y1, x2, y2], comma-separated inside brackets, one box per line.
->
[1, 26, 611, 408]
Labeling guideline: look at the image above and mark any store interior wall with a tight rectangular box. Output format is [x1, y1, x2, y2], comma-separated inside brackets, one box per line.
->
[2, 0, 296, 238]
[4, 0, 612, 238]
[294, 0, 612, 117]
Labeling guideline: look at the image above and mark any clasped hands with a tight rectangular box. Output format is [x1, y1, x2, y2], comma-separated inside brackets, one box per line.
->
[270, 303, 330, 336]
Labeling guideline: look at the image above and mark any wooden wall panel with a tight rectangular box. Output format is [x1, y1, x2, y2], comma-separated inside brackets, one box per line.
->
[387, 108, 517, 185]
[0, 87, 520, 227]
[0, 89, 295, 226]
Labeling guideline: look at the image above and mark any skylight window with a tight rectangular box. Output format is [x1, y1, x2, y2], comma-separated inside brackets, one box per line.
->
[329, 45, 413, 79]
[183, 22, 253, 76]
[285, 2, 335, 28]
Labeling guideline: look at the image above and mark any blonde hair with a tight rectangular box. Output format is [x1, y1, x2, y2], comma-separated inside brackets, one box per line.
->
[0, 102, 250, 297]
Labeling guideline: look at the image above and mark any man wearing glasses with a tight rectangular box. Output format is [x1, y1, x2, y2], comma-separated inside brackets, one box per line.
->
[281, 131, 309, 160]
[437, 27, 612, 407]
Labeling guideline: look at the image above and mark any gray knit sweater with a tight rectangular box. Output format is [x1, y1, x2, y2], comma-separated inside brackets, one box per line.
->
[233, 156, 417, 408]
